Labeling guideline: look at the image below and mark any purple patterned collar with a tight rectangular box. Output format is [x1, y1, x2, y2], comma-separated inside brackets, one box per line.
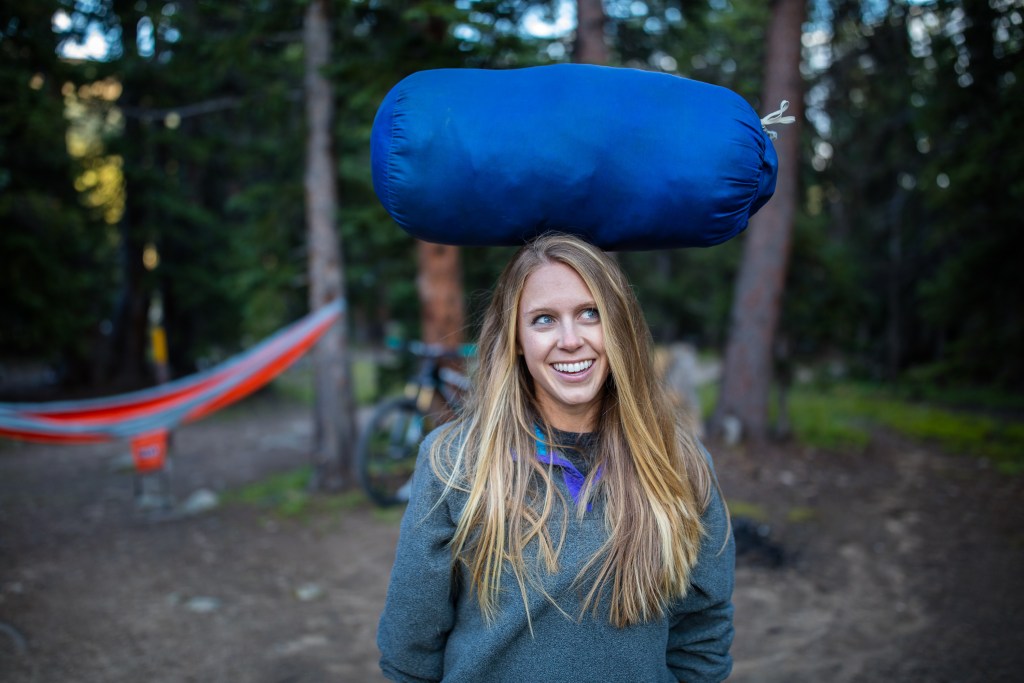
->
[533, 426, 602, 507]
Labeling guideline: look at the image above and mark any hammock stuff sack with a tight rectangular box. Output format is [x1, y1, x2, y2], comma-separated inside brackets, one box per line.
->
[371, 64, 779, 251]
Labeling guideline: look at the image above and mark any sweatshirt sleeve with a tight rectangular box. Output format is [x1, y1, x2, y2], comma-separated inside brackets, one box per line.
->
[378, 429, 460, 682]
[666, 448, 736, 683]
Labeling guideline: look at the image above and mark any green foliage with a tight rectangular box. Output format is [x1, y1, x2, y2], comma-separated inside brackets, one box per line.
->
[621, 241, 744, 347]
[0, 0, 117, 380]
[800, 0, 1024, 388]
[889, 380, 1024, 413]
[786, 382, 1024, 474]
[911, 0, 1024, 387]
[781, 201, 867, 365]
[4, 0, 1020, 410]
[611, 0, 768, 100]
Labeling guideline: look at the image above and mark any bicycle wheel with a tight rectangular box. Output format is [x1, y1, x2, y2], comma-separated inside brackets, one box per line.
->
[357, 397, 431, 507]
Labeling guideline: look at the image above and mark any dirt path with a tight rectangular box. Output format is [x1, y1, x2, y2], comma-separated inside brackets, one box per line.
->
[1, 393, 1022, 682]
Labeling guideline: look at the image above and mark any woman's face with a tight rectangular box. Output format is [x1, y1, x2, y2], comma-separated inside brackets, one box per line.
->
[517, 262, 609, 432]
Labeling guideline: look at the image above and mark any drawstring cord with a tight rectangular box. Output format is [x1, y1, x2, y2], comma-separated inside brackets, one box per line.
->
[761, 100, 796, 140]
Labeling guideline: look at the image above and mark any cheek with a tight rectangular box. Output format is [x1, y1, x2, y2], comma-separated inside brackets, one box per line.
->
[518, 333, 541, 364]
[590, 327, 607, 355]
[518, 331, 555, 380]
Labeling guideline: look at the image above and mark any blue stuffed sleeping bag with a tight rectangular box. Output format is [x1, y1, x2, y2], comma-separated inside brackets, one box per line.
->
[371, 63, 777, 251]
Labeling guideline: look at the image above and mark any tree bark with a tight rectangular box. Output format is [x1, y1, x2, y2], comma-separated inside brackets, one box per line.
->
[416, 241, 465, 346]
[401, 0, 468, 354]
[574, 0, 609, 65]
[102, 3, 150, 389]
[304, 0, 356, 489]
[714, 0, 805, 442]
[108, 218, 149, 388]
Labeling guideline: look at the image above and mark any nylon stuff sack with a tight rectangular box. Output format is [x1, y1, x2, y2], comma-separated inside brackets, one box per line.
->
[371, 64, 779, 251]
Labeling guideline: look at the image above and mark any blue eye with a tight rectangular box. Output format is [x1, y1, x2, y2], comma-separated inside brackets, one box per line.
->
[533, 314, 554, 325]
[581, 308, 600, 321]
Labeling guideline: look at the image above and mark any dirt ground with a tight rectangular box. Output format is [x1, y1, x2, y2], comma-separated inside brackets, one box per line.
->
[1, 391, 1022, 682]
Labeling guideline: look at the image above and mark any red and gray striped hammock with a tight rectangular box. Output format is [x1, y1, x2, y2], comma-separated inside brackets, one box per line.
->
[0, 302, 341, 473]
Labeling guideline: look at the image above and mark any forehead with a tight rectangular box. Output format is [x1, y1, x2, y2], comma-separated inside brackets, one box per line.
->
[519, 262, 594, 312]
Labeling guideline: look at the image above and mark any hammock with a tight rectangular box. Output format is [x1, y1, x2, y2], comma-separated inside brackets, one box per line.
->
[0, 301, 341, 472]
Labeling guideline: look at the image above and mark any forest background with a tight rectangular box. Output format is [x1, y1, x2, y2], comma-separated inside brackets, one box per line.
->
[2, 0, 1022, 449]
[4, 4, 1024, 679]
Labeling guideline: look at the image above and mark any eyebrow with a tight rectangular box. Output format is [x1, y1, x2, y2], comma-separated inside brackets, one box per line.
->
[522, 302, 597, 316]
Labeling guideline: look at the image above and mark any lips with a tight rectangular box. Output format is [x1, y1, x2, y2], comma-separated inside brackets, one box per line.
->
[552, 359, 595, 374]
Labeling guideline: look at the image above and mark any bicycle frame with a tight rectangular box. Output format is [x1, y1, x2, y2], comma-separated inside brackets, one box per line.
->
[358, 341, 475, 506]
[401, 343, 472, 416]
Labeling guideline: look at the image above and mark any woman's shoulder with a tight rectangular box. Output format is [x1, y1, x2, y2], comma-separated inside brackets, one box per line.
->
[405, 421, 472, 519]
[417, 419, 473, 487]
[421, 419, 469, 455]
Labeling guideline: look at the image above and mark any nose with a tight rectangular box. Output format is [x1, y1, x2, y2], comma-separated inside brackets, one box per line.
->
[558, 321, 583, 350]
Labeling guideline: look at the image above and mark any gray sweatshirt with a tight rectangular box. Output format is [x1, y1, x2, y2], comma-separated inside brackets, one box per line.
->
[378, 426, 735, 683]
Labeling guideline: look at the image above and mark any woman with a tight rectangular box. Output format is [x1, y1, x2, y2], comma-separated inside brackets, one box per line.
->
[378, 234, 734, 682]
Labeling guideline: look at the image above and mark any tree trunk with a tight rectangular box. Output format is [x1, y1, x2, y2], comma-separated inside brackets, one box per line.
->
[714, 0, 805, 442]
[103, 5, 150, 389]
[304, 0, 356, 489]
[574, 0, 608, 65]
[416, 241, 465, 346]
[401, 0, 468, 354]
[108, 221, 149, 388]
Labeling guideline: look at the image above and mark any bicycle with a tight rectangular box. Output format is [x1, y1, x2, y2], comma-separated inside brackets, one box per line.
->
[356, 341, 474, 507]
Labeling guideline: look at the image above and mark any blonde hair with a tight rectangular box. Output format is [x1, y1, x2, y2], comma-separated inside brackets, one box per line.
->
[431, 233, 717, 628]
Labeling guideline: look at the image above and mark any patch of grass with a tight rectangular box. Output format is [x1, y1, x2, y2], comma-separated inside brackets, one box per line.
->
[787, 383, 1024, 474]
[225, 467, 375, 518]
[328, 489, 372, 510]
[699, 378, 873, 451]
[787, 386, 873, 452]
[225, 466, 314, 517]
[703, 377, 1024, 473]
[354, 360, 380, 406]
[872, 402, 994, 448]
[726, 499, 769, 522]
[697, 383, 719, 421]
[786, 506, 818, 523]
[372, 505, 407, 524]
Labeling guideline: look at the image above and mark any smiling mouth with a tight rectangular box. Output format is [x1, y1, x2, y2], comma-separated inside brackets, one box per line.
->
[551, 360, 595, 375]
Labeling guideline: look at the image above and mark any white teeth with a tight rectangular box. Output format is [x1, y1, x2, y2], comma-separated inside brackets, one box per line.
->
[552, 360, 594, 374]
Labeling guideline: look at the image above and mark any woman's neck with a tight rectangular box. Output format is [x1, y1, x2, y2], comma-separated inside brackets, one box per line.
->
[545, 414, 596, 434]
[537, 401, 599, 434]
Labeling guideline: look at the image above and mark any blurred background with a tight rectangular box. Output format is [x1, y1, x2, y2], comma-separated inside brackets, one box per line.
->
[3, 0, 1023, 458]
[2, 1, 1023, 681]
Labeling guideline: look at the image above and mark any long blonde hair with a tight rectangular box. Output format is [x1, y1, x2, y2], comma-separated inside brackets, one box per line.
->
[431, 233, 717, 628]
